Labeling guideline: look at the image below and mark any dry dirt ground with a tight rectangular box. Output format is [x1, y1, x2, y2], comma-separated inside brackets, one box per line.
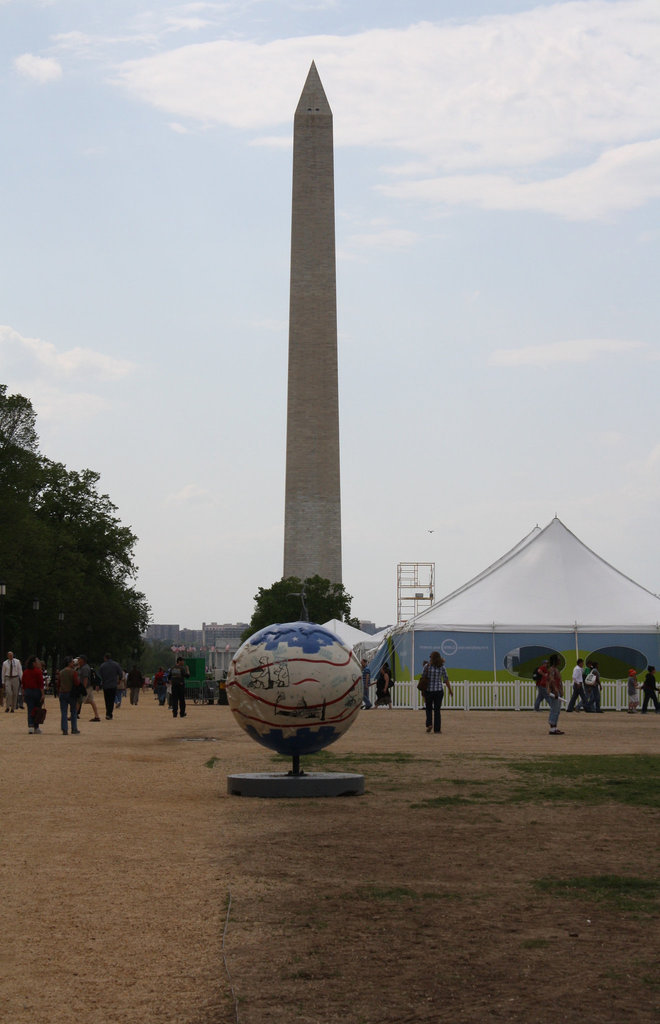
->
[1, 696, 659, 1024]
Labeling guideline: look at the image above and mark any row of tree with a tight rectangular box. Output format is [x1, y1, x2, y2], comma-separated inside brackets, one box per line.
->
[0, 385, 150, 671]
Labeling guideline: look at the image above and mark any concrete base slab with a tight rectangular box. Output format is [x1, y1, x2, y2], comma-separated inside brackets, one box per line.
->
[227, 772, 364, 798]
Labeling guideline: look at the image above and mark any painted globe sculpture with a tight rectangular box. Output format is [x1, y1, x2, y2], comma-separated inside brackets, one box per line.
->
[226, 621, 362, 756]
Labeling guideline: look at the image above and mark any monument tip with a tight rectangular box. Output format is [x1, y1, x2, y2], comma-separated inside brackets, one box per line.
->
[295, 61, 331, 117]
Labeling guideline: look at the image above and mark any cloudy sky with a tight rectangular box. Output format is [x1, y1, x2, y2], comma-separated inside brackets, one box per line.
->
[2, 0, 659, 630]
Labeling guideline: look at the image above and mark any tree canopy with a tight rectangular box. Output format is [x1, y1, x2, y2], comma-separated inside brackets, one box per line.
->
[242, 575, 359, 641]
[0, 385, 150, 667]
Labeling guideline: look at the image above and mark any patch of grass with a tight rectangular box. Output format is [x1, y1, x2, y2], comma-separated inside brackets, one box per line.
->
[521, 938, 551, 949]
[533, 875, 660, 915]
[204, 756, 220, 768]
[412, 795, 474, 808]
[507, 755, 660, 807]
[352, 884, 459, 903]
[414, 755, 660, 810]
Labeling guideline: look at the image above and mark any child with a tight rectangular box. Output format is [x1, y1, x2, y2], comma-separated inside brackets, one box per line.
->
[627, 668, 638, 714]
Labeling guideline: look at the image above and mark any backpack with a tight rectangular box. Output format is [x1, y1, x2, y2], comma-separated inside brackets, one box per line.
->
[90, 667, 100, 688]
[532, 667, 542, 683]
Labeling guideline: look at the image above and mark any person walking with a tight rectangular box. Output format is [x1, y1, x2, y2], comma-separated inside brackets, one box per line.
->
[169, 657, 190, 718]
[360, 658, 372, 710]
[77, 655, 101, 722]
[424, 651, 453, 734]
[375, 662, 393, 708]
[533, 660, 550, 711]
[58, 656, 80, 735]
[627, 669, 639, 713]
[22, 655, 45, 734]
[127, 665, 144, 705]
[154, 667, 167, 706]
[98, 653, 123, 720]
[2, 651, 23, 714]
[640, 665, 660, 714]
[566, 658, 587, 712]
[546, 653, 564, 735]
[588, 661, 603, 713]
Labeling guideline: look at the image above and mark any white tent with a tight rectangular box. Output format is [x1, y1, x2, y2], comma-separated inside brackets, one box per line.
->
[321, 619, 378, 648]
[375, 518, 660, 682]
[412, 517, 660, 633]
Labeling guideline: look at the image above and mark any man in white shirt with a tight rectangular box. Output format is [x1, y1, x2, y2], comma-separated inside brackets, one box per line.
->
[566, 657, 587, 712]
[2, 652, 23, 713]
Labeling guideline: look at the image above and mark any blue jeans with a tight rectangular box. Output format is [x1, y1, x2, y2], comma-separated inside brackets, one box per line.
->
[156, 683, 167, 706]
[362, 682, 372, 709]
[59, 691, 78, 734]
[547, 694, 560, 727]
[425, 689, 445, 732]
[534, 686, 551, 711]
[24, 688, 42, 730]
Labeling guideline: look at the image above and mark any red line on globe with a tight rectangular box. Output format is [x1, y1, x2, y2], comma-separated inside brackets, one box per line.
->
[227, 677, 360, 710]
[231, 651, 353, 680]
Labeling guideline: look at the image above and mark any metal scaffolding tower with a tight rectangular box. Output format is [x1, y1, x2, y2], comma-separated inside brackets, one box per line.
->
[397, 562, 435, 624]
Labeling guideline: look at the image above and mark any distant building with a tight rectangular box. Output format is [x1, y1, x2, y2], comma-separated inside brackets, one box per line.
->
[180, 628, 203, 647]
[202, 622, 248, 648]
[144, 624, 180, 644]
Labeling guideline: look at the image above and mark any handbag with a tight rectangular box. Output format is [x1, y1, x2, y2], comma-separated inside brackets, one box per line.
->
[417, 667, 429, 693]
[32, 705, 47, 725]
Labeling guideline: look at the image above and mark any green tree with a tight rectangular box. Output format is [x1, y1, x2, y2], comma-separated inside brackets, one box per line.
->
[242, 575, 359, 641]
[0, 385, 150, 667]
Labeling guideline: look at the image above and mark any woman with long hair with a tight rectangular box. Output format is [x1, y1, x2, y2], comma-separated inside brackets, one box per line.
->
[424, 651, 453, 734]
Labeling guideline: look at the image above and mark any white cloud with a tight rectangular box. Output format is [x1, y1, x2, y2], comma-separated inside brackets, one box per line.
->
[113, 3, 660, 153]
[109, 1, 660, 220]
[0, 325, 135, 421]
[0, 326, 134, 380]
[166, 483, 212, 505]
[490, 338, 648, 368]
[14, 53, 63, 83]
[380, 138, 660, 220]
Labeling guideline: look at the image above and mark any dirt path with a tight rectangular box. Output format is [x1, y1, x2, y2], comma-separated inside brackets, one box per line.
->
[1, 698, 658, 1023]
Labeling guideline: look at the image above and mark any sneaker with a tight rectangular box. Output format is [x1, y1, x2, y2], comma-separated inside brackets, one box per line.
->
[549, 729, 565, 735]
[34, 727, 42, 734]
[426, 726, 432, 733]
[28, 727, 34, 734]
[90, 717, 101, 722]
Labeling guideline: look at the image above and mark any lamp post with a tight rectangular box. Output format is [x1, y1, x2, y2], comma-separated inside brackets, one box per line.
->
[0, 583, 5, 659]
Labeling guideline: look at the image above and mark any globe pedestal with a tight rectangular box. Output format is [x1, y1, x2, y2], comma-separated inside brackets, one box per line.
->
[225, 621, 365, 798]
[227, 768, 364, 798]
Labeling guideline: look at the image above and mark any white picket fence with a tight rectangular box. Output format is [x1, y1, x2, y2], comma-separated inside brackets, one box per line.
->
[375, 679, 631, 712]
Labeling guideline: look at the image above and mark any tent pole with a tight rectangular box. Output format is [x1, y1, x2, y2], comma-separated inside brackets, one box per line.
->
[411, 628, 415, 708]
[492, 623, 497, 684]
[574, 622, 579, 661]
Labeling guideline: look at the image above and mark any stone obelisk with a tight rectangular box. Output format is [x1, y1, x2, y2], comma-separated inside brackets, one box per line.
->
[283, 62, 342, 584]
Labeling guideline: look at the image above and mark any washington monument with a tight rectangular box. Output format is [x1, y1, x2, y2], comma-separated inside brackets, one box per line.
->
[283, 63, 342, 584]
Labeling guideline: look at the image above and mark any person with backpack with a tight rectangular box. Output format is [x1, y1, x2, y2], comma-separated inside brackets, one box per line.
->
[584, 660, 602, 713]
[533, 660, 550, 711]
